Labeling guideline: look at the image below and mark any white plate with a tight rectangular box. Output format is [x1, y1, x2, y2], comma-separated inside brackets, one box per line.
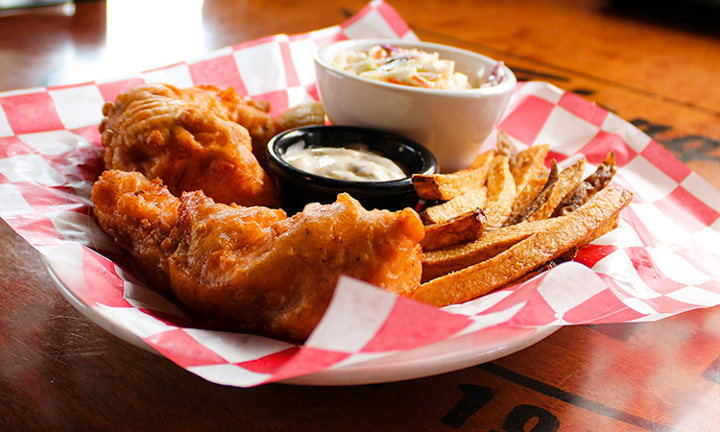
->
[42, 248, 559, 386]
[283, 324, 558, 385]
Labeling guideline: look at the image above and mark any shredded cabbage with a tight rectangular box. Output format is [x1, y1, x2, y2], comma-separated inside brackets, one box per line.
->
[333, 44, 503, 90]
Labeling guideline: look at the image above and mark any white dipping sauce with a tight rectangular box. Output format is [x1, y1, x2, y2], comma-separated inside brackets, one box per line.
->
[283, 141, 407, 182]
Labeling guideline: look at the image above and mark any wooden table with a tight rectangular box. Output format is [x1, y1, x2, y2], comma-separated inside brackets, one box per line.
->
[2, 1, 720, 430]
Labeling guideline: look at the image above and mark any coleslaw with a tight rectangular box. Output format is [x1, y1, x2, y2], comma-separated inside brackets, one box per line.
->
[332, 44, 504, 90]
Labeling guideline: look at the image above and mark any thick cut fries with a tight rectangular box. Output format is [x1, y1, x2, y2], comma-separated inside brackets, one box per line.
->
[581, 214, 620, 245]
[496, 130, 516, 158]
[500, 246, 579, 288]
[554, 152, 617, 217]
[508, 170, 549, 220]
[412, 150, 494, 201]
[504, 161, 558, 226]
[420, 187, 487, 224]
[413, 186, 633, 307]
[483, 155, 517, 228]
[412, 138, 630, 308]
[421, 218, 558, 282]
[469, 149, 497, 170]
[503, 158, 586, 226]
[509, 143, 550, 195]
[275, 101, 326, 130]
[524, 158, 585, 222]
[420, 209, 486, 252]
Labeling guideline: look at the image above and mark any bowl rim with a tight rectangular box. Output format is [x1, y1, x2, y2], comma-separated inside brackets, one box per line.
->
[314, 38, 517, 98]
[265, 125, 438, 191]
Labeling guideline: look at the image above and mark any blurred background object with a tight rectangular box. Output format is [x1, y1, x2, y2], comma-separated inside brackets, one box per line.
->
[0, 0, 72, 9]
[0, 0, 207, 89]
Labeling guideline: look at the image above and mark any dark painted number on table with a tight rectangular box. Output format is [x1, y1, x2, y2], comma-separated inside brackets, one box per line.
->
[442, 384, 559, 431]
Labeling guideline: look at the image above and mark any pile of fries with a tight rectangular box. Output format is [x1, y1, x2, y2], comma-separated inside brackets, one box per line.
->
[411, 132, 633, 307]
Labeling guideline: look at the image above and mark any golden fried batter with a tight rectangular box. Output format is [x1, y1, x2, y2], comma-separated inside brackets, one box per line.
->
[100, 83, 281, 207]
[170, 192, 423, 340]
[91, 170, 424, 341]
[91, 170, 180, 297]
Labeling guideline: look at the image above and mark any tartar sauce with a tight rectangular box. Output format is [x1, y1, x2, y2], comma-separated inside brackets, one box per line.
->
[283, 141, 407, 182]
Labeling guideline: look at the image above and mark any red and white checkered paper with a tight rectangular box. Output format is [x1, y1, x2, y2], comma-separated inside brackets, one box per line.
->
[3, 1, 720, 387]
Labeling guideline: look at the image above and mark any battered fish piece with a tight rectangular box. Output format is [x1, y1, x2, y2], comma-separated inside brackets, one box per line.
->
[100, 83, 281, 207]
[91, 170, 180, 297]
[171, 192, 423, 340]
[92, 170, 424, 341]
[167, 84, 284, 160]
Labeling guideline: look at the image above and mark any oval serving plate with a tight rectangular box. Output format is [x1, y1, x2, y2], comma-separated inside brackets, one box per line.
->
[42, 243, 558, 387]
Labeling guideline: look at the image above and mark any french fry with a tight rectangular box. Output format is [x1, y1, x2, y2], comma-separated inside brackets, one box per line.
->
[469, 148, 497, 170]
[525, 158, 586, 222]
[483, 155, 518, 228]
[496, 130, 516, 158]
[497, 218, 611, 291]
[412, 150, 495, 201]
[504, 158, 586, 225]
[516, 175, 549, 204]
[275, 101, 326, 130]
[504, 161, 558, 226]
[420, 188, 488, 225]
[420, 187, 487, 224]
[580, 213, 620, 245]
[422, 153, 618, 281]
[421, 218, 558, 282]
[509, 143, 550, 194]
[507, 169, 549, 221]
[498, 246, 579, 289]
[415, 148, 627, 307]
[485, 156, 517, 228]
[554, 152, 618, 217]
[412, 186, 633, 307]
[420, 209, 487, 252]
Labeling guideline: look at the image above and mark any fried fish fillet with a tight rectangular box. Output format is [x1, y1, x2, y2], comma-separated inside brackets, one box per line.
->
[100, 83, 281, 207]
[91, 169, 180, 297]
[91, 170, 424, 341]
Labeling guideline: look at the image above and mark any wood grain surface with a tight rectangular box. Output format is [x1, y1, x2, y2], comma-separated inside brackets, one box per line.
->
[1, 1, 720, 431]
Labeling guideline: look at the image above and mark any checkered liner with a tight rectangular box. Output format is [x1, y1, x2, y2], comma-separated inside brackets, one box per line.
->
[3, 1, 720, 387]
